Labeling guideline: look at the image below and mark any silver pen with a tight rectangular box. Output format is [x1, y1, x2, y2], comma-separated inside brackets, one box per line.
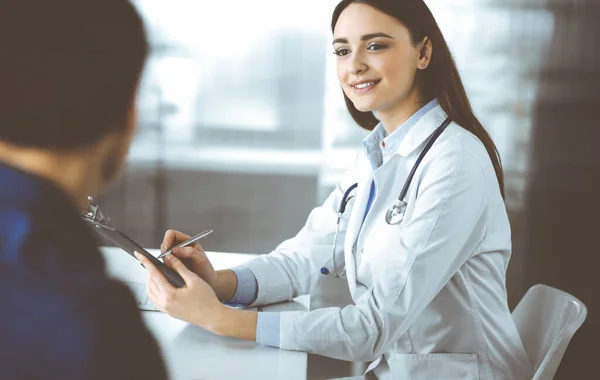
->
[157, 229, 213, 259]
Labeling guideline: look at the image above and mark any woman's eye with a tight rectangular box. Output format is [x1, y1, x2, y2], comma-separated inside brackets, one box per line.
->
[367, 43, 387, 51]
[333, 48, 350, 57]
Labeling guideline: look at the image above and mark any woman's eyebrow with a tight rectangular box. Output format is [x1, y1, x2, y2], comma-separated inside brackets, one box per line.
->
[332, 32, 395, 45]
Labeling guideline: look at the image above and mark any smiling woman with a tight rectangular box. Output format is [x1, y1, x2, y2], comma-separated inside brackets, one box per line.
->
[333, 6, 427, 130]
[332, 0, 505, 198]
[140, 1, 532, 379]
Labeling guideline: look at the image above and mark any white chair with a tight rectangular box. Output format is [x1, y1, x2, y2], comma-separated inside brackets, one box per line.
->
[512, 284, 587, 380]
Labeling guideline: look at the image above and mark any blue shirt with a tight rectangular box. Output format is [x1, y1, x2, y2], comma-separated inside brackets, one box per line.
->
[230, 99, 439, 347]
[0, 162, 168, 379]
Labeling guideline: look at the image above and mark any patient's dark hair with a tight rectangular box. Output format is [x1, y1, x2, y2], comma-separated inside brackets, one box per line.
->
[332, 0, 505, 198]
[0, 0, 149, 150]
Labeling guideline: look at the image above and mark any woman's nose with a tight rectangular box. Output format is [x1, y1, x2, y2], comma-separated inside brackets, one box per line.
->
[348, 54, 368, 76]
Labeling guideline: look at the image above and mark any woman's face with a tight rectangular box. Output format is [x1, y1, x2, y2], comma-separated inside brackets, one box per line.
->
[333, 3, 425, 115]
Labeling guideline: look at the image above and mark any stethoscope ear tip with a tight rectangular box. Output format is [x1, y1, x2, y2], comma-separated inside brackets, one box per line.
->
[320, 267, 330, 275]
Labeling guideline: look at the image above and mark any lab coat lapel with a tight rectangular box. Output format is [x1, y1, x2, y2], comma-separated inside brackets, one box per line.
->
[343, 157, 372, 291]
[398, 104, 448, 156]
[360, 155, 404, 239]
[344, 105, 448, 289]
[354, 106, 447, 263]
[360, 105, 449, 235]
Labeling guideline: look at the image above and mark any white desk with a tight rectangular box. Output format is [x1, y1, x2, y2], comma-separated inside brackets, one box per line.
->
[101, 247, 309, 380]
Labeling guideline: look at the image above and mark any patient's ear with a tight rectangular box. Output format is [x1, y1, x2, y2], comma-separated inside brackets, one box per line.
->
[124, 94, 138, 137]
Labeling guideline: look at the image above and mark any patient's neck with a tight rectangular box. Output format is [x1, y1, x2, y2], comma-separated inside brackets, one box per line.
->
[0, 141, 99, 208]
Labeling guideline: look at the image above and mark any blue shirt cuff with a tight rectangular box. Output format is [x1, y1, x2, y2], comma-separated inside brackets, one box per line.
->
[225, 266, 258, 306]
[256, 312, 281, 348]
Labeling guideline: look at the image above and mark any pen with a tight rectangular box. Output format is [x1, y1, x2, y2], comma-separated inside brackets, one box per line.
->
[157, 229, 214, 259]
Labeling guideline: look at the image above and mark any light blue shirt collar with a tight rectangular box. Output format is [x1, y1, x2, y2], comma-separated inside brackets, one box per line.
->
[362, 99, 439, 171]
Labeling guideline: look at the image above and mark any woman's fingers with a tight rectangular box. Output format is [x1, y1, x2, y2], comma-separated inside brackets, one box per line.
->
[146, 277, 163, 309]
[161, 229, 191, 251]
[163, 254, 196, 285]
[171, 246, 207, 263]
[171, 246, 196, 258]
[135, 252, 174, 290]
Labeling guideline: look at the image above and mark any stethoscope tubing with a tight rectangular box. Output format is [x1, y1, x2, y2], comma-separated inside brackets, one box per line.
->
[322, 117, 452, 276]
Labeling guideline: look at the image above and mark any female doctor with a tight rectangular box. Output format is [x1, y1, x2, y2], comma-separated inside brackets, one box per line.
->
[136, 1, 533, 379]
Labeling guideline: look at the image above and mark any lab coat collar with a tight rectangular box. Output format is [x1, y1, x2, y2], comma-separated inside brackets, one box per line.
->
[362, 99, 438, 171]
[397, 104, 449, 157]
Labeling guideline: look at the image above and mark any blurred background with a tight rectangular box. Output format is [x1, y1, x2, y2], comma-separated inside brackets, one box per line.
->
[96, 0, 599, 378]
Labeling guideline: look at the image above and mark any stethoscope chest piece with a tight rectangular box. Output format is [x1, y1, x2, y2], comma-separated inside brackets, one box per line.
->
[321, 117, 452, 275]
[385, 199, 407, 225]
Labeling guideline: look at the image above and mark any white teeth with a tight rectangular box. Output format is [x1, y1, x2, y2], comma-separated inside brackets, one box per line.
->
[355, 82, 374, 89]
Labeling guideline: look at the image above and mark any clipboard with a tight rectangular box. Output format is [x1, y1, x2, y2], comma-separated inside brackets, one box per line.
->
[81, 197, 185, 288]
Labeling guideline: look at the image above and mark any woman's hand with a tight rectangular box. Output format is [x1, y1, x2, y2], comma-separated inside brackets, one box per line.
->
[134, 252, 225, 331]
[161, 229, 217, 289]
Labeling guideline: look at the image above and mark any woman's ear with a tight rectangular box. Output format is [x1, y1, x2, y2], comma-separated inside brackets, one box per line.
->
[417, 37, 433, 70]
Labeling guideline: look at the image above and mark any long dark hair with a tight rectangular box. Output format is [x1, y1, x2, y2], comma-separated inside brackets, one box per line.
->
[332, 0, 505, 198]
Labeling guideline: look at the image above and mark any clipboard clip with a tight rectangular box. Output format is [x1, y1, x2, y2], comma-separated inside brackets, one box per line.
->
[81, 196, 116, 231]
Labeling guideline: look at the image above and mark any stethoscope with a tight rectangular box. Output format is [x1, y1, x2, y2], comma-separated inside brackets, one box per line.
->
[321, 117, 451, 277]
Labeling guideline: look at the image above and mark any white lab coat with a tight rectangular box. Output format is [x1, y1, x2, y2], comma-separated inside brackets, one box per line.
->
[241, 105, 533, 380]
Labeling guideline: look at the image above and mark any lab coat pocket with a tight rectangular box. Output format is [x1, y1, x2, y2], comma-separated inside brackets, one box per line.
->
[387, 353, 479, 380]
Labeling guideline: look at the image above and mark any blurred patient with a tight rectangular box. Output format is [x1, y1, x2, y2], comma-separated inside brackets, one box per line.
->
[0, 1, 168, 379]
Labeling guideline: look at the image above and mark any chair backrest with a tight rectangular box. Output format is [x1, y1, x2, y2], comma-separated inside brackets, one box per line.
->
[512, 284, 587, 380]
